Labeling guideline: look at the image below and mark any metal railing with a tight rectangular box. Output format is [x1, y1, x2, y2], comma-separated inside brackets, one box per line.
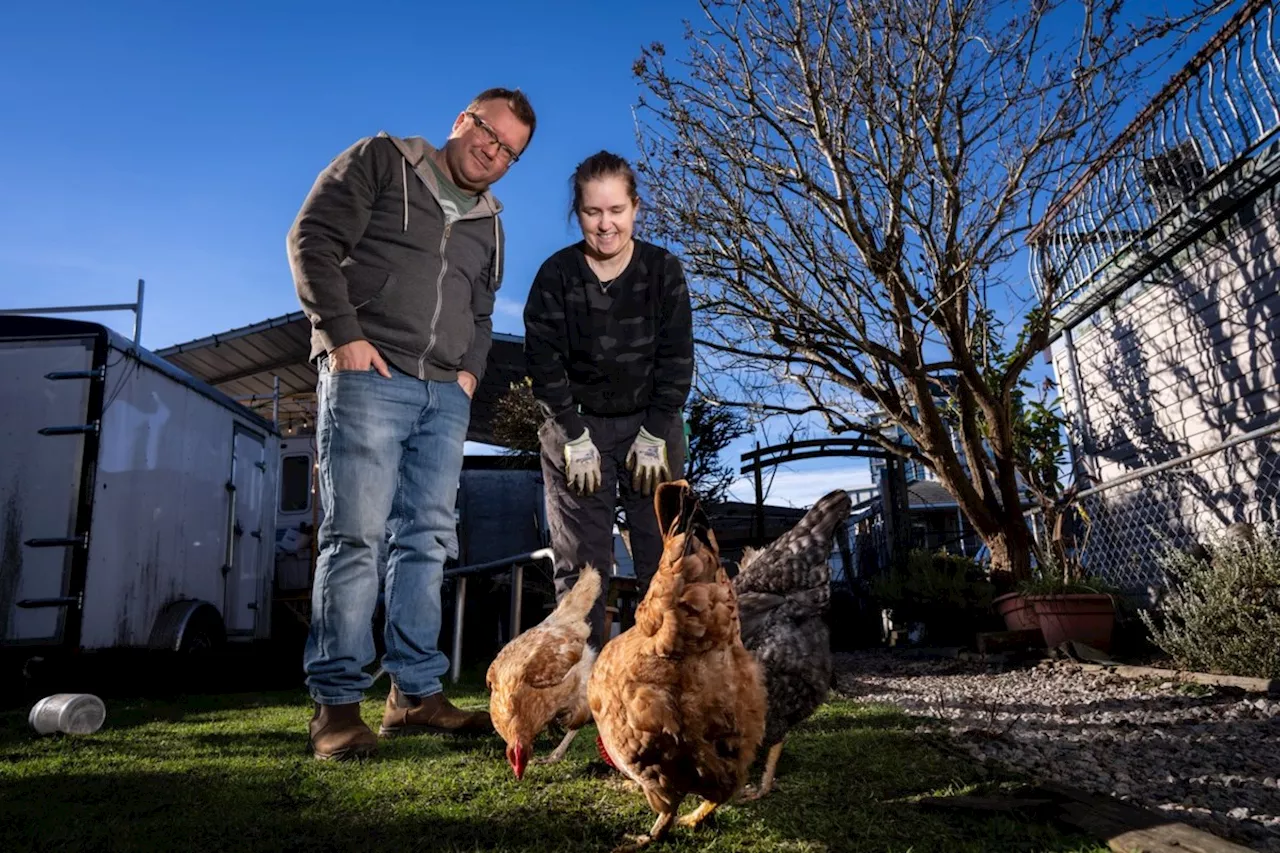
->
[444, 547, 554, 682]
[1030, 0, 1280, 326]
[1037, 421, 1280, 592]
[0, 278, 146, 347]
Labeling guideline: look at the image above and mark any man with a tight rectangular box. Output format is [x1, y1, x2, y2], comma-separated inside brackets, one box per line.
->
[287, 87, 536, 761]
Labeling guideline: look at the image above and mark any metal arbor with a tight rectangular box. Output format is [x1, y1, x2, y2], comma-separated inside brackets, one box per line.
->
[739, 437, 912, 572]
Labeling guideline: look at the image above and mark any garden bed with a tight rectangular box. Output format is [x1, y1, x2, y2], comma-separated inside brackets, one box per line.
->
[835, 650, 1280, 851]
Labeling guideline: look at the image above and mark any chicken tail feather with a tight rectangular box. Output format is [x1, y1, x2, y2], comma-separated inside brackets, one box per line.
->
[556, 564, 602, 624]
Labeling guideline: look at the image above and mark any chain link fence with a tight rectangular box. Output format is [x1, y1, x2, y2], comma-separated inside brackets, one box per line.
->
[1051, 421, 1280, 592]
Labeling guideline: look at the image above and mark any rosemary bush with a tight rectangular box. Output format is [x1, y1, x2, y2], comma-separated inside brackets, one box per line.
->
[1141, 526, 1280, 678]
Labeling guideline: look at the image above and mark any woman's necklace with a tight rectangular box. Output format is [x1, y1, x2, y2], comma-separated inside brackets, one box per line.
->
[587, 240, 634, 289]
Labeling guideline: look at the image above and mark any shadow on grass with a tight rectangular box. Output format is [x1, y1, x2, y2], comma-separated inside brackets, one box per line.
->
[0, 768, 625, 853]
[0, 689, 495, 761]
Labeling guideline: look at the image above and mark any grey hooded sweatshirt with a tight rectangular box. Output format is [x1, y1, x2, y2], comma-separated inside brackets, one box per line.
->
[287, 132, 504, 382]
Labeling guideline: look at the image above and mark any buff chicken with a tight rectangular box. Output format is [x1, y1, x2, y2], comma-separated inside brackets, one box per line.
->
[588, 480, 766, 850]
[487, 566, 600, 780]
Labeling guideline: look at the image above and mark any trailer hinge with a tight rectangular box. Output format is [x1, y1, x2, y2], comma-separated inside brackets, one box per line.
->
[39, 422, 100, 437]
[17, 596, 79, 609]
[45, 368, 107, 381]
[24, 534, 88, 549]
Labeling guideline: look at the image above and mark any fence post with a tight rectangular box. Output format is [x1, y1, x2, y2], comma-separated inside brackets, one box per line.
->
[451, 576, 467, 684]
[752, 441, 764, 541]
[880, 457, 910, 568]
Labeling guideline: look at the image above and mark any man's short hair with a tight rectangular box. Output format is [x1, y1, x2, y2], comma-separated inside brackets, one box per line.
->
[468, 87, 537, 150]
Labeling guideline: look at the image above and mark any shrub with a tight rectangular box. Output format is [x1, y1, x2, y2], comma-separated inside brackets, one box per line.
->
[871, 549, 994, 644]
[1141, 525, 1280, 679]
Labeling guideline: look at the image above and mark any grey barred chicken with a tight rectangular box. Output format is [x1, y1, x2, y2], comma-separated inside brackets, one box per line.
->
[732, 488, 853, 799]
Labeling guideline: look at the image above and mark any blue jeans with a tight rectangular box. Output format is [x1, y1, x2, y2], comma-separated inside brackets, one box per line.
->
[304, 358, 470, 705]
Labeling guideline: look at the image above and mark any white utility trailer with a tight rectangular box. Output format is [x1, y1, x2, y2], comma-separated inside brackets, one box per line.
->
[0, 313, 279, 662]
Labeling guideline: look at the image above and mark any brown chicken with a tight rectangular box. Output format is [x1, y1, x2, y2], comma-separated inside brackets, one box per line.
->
[487, 566, 600, 780]
[734, 488, 852, 799]
[588, 481, 766, 851]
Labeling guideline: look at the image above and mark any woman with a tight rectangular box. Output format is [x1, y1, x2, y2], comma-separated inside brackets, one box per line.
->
[523, 150, 694, 648]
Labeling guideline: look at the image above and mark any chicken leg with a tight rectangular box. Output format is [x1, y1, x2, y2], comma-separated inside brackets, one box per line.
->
[532, 728, 580, 766]
[613, 811, 675, 852]
[740, 742, 784, 801]
[676, 799, 721, 829]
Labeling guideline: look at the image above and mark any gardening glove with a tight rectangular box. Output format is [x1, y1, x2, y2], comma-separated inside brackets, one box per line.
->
[625, 427, 670, 496]
[563, 429, 602, 496]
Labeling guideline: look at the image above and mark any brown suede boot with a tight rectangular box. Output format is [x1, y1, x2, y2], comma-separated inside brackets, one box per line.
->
[379, 684, 493, 737]
[309, 702, 377, 761]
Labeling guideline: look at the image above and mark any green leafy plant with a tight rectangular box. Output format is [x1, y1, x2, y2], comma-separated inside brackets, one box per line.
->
[1141, 525, 1280, 678]
[1015, 553, 1121, 597]
[872, 549, 995, 643]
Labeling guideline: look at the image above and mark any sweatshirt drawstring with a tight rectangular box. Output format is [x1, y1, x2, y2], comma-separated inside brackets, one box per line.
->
[401, 157, 409, 232]
[492, 217, 502, 283]
[398, 148, 502, 270]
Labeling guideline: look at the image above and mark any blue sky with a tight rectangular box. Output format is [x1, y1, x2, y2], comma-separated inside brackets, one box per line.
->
[0, 0, 871, 506]
[0, 1, 1226, 507]
[0, 0, 688, 343]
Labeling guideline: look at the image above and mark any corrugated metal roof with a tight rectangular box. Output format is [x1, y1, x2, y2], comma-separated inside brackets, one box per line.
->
[849, 480, 954, 523]
[906, 480, 960, 510]
[849, 478, 1034, 522]
[155, 311, 527, 446]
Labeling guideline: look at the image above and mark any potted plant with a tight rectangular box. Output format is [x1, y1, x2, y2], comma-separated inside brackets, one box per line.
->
[1019, 566, 1118, 652]
[1006, 383, 1117, 650]
[993, 586, 1041, 632]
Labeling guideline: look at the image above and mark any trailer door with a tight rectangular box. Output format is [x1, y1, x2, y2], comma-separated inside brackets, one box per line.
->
[0, 335, 97, 645]
[223, 426, 267, 636]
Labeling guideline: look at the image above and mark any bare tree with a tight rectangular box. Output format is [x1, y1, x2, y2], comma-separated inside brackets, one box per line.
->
[633, 0, 1225, 579]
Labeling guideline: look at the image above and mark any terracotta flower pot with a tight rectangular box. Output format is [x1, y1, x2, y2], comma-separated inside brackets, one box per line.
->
[1027, 593, 1116, 652]
[993, 591, 1041, 632]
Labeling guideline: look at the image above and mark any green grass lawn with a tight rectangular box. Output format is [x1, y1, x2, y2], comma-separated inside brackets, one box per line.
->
[0, 679, 1107, 853]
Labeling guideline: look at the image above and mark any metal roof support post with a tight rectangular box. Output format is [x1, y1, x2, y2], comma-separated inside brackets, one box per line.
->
[752, 442, 764, 541]
[508, 563, 524, 642]
[132, 278, 145, 348]
[451, 576, 467, 684]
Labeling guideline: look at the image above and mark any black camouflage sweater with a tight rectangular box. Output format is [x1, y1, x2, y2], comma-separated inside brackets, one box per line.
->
[523, 239, 694, 440]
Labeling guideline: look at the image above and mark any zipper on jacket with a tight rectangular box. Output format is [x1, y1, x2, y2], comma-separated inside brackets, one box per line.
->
[418, 220, 452, 379]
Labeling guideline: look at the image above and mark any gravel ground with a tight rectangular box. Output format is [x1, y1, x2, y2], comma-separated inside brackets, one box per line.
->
[833, 650, 1280, 851]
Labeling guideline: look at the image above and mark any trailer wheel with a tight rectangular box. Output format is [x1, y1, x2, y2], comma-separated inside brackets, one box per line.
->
[149, 599, 227, 656]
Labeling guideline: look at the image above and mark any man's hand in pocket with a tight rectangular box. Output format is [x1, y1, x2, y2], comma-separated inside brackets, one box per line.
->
[329, 340, 391, 377]
[457, 370, 477, 398]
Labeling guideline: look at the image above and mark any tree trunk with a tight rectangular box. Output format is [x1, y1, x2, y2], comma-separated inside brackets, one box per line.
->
[983, 508, 1033, 584]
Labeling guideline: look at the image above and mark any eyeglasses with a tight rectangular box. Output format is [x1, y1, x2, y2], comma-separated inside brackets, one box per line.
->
[465, 111, 521, 165]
